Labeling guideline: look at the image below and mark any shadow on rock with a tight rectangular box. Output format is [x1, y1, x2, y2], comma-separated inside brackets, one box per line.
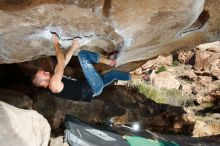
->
[33, 85, 194, 135]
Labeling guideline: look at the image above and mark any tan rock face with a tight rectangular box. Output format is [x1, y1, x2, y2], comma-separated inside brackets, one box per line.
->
[210, 59, 220, 79]
[0, 4, 121, 64]
[175, 41, 220, 104]
[194, 41, 220, 79]
[193, 117, 220, 137]
[1, 0, 220, 66]
[151, 72, 181, 89]
[142, 55, 173, 69]
[181, 70, 197, 81]
[0, 101, 51, 146]
[50, 136, 69, 146]
[177, 50, 194, 64]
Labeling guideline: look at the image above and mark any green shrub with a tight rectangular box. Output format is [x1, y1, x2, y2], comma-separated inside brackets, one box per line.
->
[155, 66, 167, 74]
[159, 88, 194, 107]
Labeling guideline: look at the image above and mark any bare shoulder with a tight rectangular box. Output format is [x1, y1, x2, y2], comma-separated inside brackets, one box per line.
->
[49, 74, 64, 93]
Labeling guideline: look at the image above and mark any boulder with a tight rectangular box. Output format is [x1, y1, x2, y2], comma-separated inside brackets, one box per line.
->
[193, 80, 220, 104]
[194, 49, 215, 71]
[151, 72, 181, 89]
[210, 89, 220, 109]
[33, 92, 110, 128]
[210, 59, 220, 79]
[194, 41, 220, 79]
[196, 41, 220, 52]
[0, 101, 50, 146]
[180, 84, 194, 95]
[1, 0, 220, 66]
[33, 85, 192, 133]
[50, 136, 69, 146]
[197, 76, 213, 84]
[211, 90, 220, 100]
[132, 55, 172, 74]
[181, 70, 197, 81]
[0, 88, 33, 109]
[177, 50, 194, 64]
[193, 115, 220, 137]
[141, 55, 173, 69]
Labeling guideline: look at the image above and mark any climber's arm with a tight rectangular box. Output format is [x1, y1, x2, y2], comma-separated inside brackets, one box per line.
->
[64, 39, 79, 67]
[48, 34, 65, 93]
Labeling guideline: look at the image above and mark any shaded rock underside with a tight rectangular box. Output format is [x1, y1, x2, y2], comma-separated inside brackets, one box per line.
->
[0, 0, 220, 67]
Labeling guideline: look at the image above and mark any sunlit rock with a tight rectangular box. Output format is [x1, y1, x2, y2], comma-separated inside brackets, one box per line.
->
[1, 0, 220, 66]
[0, 101, 50, 146]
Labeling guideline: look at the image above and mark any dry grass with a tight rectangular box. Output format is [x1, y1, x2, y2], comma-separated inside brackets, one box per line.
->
[128, 81, 194, 107]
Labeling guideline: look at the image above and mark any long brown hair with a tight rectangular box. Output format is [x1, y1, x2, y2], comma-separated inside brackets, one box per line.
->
[17, 57, 55, 81]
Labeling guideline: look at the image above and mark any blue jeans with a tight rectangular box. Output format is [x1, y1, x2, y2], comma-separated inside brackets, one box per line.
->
[78, 50, 131, 96]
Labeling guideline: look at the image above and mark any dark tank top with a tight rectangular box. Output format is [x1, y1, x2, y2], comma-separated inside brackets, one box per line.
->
[54, 76, 94, 102]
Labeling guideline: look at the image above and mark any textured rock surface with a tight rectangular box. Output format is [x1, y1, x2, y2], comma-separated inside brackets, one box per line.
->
[181, 70, 197, 81]
[141, 55, 173, 69]
[151, 72, 181, 89]
[50, 136, 69, 146]
[0, 101, 51, 146]
[176, 50, 194, 64]
[193, 118, 220, 137]
[0, 88, 33, 109]
[1, 0, 220, 66]
[0, 4, 119, 63]
[194, 41, 220, 79]
[173, 41, 220, 104]
[33, 86, 192, 133]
